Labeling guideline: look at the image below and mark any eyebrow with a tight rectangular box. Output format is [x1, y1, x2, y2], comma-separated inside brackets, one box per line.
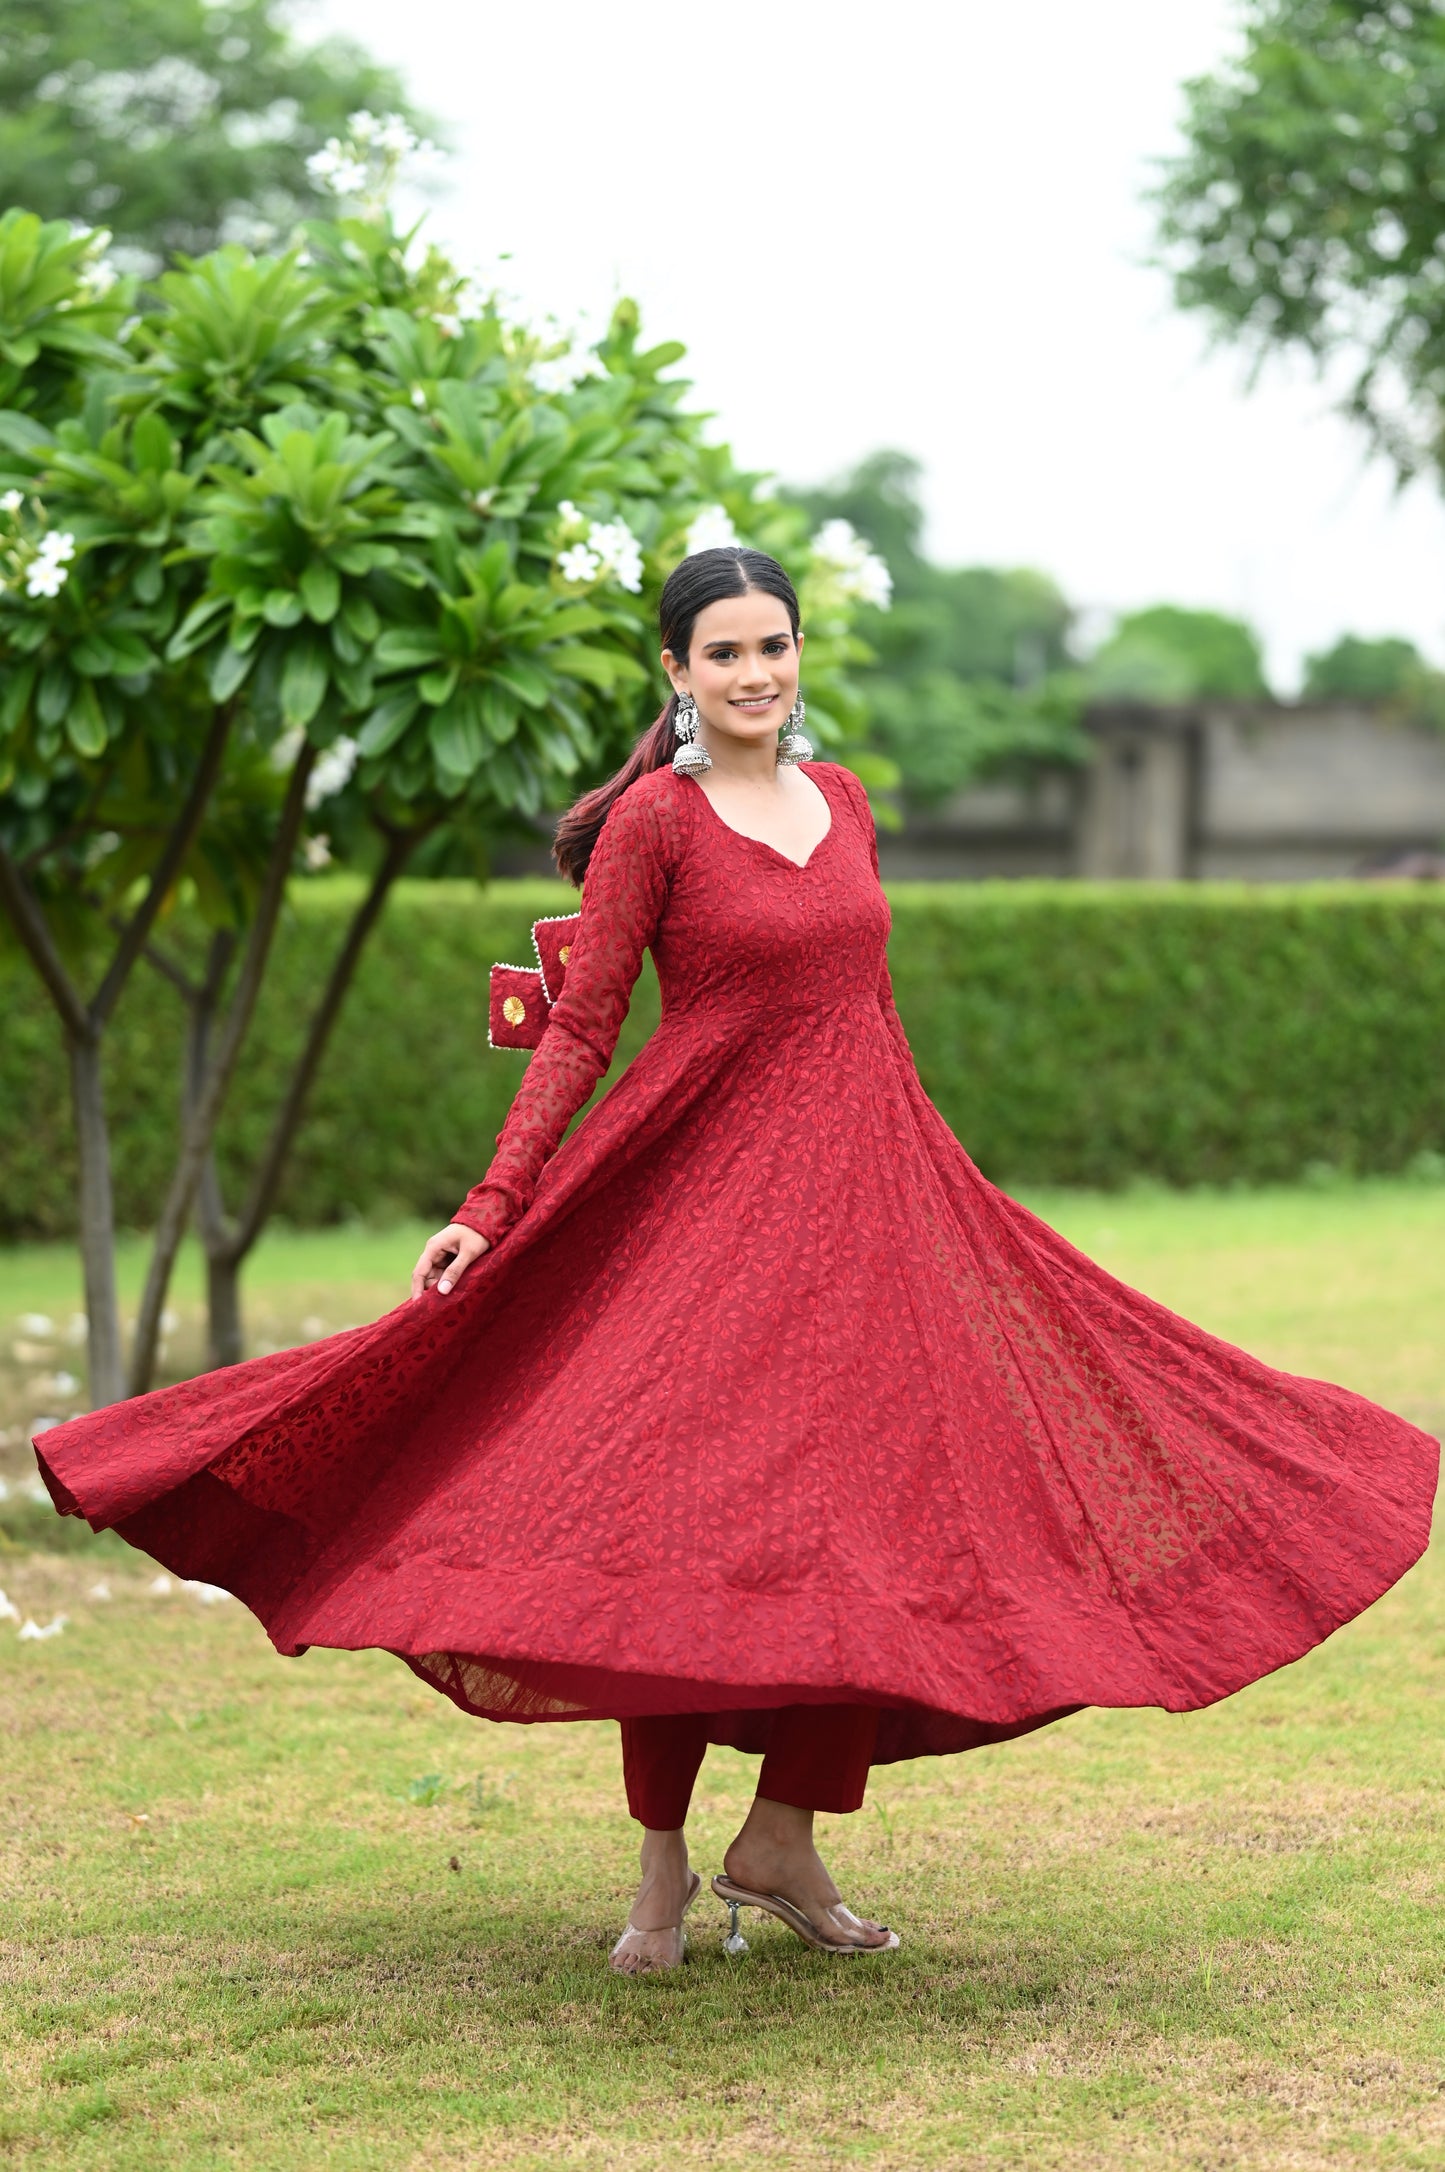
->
[701, 629, 793, 649]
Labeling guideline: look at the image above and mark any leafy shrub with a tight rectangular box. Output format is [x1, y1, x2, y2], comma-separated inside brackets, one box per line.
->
[1, 878, 1442, 1237]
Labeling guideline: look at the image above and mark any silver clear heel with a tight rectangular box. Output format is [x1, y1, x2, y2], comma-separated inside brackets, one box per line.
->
[722, 1899, 750, 1956]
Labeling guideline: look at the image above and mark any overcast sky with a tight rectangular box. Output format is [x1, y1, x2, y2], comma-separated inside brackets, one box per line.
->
[314, 0, 1445, 690]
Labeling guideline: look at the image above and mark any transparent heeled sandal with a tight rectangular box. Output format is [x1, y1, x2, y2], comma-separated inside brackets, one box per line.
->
[712, 1872, 900, 1956]
[607, 1868, 702, 1974]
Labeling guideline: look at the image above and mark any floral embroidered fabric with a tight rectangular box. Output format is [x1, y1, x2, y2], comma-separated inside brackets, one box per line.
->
[37, 761, 1438, 1767]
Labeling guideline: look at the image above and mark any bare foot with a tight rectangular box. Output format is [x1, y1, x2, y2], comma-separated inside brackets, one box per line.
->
[609, 1828, 699, 1975]
[723, 1797, 895, 1949]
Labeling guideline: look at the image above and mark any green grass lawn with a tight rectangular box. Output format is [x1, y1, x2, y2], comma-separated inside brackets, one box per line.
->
[2, 1181, 1443, 2170]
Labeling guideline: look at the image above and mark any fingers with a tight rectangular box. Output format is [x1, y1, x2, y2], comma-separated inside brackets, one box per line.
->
[409, 1234, 447, 1302]
[411, 1227, 489, 1301]
[437, 1229, 488, 1295]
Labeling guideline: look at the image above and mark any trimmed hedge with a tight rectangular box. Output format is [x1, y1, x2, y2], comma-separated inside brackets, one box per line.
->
[1, 879, 1443, 1240]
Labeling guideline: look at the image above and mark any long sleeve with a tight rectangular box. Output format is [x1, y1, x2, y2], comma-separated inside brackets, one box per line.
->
[453, 782, 677, 1245]
[835, 765, 917, 1073]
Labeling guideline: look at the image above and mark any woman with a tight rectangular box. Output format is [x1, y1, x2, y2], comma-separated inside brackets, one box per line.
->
[38, 547, 1438, 1977]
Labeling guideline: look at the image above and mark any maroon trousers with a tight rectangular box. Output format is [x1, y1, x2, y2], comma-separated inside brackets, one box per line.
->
[621, 1705, 879, 1829]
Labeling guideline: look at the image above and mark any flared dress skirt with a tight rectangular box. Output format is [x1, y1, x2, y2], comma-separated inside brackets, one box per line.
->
[37, 762, 1439, 1766]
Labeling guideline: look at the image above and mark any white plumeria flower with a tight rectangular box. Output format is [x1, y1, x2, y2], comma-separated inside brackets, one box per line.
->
[26, 557, 68, 599]
[306, 141, 369, 195]
[0, 488, 23, 514]
[558, 542, 601, 585]
[810, 518, 892, 609]
[685, 505, 740, 555]
[558, 518, 644, 592]
[586, 519, 645, 593]
[374, 115, 418, 157]
[0, 1591, 19, 1625]
[529, 351, 591, 396]
[306, 736, 358, 808]
[347, 109, 381, 144]
[17, 1616, 68, 1641]
[25, 529, 77, 599]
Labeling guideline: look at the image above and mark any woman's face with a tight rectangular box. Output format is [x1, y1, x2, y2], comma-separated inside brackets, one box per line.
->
[662, 590, 803, 751]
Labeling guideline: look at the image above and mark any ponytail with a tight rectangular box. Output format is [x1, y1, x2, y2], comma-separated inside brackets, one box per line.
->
[552, 695, 680, 887]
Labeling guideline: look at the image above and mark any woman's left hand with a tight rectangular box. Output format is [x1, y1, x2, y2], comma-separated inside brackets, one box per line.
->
[410, 1223, 490, 1300]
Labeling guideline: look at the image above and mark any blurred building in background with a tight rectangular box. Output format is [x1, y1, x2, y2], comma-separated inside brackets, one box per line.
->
[872, 702, 1445, 883]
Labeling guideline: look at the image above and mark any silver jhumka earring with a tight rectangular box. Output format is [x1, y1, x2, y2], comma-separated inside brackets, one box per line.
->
[671, 690, 712, 776]
[776, 691, 813, 765]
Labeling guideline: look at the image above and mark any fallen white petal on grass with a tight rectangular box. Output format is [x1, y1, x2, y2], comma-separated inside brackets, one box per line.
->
[182, 1580, 232, 1605]
[0, 1590, 20, 1624]
[146, 1574, 172, 1597]
[18, 1314, 54, 1338]
[17, 1615, 68, 1641]
[88, 1581, 112, 1601]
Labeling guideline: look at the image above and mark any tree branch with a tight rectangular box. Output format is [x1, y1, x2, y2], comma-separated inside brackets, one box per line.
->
[229, 818, 426, 1261]
[0, 835, 89, 1042]
[90, 698, 235, 1031]
[126, 743, 317, 1396]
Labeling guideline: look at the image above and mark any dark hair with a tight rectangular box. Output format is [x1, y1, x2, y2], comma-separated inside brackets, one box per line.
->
[552, 546, 801, 884]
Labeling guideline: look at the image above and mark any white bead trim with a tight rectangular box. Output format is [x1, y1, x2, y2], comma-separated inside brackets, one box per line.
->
[530, 911, 582, 1004]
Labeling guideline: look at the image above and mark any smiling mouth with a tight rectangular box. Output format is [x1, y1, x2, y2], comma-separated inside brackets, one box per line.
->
[729, 694, 778, 712]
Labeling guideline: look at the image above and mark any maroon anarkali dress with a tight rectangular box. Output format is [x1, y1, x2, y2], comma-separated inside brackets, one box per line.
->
[37, 762, 1438, 1766]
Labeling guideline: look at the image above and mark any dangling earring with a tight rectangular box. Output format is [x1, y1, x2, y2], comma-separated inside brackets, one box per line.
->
[671, 690, 712, 776]
[777, 691, 813, 765]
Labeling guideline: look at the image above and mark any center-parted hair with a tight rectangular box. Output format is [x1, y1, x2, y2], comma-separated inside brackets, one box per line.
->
[551, 546, 801, 885]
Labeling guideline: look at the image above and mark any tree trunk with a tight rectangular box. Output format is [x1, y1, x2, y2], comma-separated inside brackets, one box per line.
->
[0, 701, 234, 1412]
[200, 823, 424, 1365]
[127, 747, 315, 1397]
[67, 1033, 123, 1408]
[125, 808, 425, 1392]
[205, 1248, 244, 1371]
[182, 933, 244, 1371]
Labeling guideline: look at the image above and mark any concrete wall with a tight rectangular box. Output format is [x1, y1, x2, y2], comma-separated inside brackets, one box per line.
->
[876, 701, 1445, 883]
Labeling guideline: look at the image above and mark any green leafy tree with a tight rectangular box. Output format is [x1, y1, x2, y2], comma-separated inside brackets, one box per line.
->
[1086, 605, 1271, 703]
[1156, 1, 1445, 479]
[789, 451, 1086, 805]
[0, 148, 876, 1403]
[1303, 631, 1423, 698]
[0, 0, 427, 267]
